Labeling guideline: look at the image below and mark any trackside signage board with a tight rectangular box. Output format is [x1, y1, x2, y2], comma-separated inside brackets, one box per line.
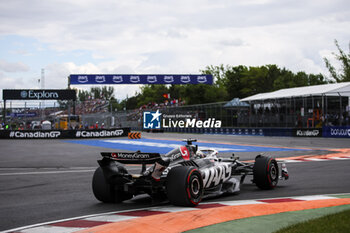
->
[3, 89, 76, 101]
[323, 126, 350, 138]
[293, 128, 322, 137]
[69, 74, 213, 85]
[0, 128, 130, 139]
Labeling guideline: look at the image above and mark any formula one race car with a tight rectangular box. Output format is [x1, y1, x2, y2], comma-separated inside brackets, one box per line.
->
[92, 139, 289, 206]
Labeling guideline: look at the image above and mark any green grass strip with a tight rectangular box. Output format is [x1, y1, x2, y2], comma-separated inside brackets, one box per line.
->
[329, 194, 350, 199]
[186, 205, 350, 233]
[274, 208, 350, 233]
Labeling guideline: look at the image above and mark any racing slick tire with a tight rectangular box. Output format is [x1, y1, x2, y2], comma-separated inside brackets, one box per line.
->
[166, 166, 204, 207]
[92, 167, 114, 203]
[253, 155, 279, 190]
[92, 167, 132, 203]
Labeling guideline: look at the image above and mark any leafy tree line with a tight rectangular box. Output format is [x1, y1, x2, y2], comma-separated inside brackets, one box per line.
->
[75, 40, 350, 110]
[77, 86, 115, 101]
[120, 64, 328, 109]
[324, 39, 350, 83]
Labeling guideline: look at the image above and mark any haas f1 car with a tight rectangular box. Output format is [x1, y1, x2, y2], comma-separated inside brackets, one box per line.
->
[92, 139, 289, 206]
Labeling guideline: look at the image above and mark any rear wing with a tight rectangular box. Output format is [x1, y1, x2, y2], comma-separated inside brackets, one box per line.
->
[101, 152, 162, 164]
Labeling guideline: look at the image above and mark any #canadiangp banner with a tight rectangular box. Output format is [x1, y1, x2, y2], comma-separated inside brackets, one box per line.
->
[0, 128, 130, 139]
[69, 74, 213, 85]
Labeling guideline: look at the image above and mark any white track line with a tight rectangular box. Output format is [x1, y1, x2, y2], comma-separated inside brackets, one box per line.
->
[0, 170, 95, 176]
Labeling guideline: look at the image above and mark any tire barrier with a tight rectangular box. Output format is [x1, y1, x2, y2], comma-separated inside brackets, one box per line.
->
[0, 128, 130, 139]
[128, 132, 141, 139]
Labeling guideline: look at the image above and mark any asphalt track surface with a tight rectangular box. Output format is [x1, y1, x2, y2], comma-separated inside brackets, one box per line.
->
[0, 133, 350, 231]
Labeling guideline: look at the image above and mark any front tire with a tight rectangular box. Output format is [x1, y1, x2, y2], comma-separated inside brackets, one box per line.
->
[253, 155, 279, 190]
[166, 166, 204, 207]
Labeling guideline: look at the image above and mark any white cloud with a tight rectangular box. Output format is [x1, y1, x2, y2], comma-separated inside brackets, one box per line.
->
[0, 59, 29, 73]
[0, 0, 349, 99]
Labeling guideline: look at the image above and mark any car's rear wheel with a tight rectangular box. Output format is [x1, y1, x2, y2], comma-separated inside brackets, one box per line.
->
[253, 155, 279, 189]
[92, 167, 115, 203]
[92, 167, 132, 203]
[166, 166, 203, 207]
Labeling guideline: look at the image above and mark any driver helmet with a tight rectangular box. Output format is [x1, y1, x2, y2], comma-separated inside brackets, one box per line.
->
[196, 150, 206, 158]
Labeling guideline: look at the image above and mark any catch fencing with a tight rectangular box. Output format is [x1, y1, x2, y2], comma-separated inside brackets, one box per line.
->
[1, 96, 350, 132]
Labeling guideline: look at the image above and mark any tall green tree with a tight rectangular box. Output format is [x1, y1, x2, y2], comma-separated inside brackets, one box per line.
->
[137, 85, 169, 106]
[78, 89, 89, 102]
[78, 86, 115, 102]
[324, 39, 350, 82]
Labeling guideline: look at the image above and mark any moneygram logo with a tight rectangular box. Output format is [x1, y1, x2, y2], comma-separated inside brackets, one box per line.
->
[143, 110, 162, 129]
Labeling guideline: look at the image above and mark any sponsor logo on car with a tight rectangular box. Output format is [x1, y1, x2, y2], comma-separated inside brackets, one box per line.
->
[180, 146, 190, 160]
[202, 163, 231, 188]
[112, 152, 151, 159]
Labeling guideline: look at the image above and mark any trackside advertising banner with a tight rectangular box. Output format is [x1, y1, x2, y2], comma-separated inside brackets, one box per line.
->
[323, 126, 350, 138]
[0, 128, 130, 139]
[3, 89, 76, 100]
[293, 128, 322, 137]
[69, 74, 213, 85]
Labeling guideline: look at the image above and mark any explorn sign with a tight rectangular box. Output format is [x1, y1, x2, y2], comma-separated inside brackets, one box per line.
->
[21, 90, 59, 100]
[3, 89, 76, 101]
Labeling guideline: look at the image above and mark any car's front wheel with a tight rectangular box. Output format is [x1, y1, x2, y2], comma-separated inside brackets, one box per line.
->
[253, 155, 279, 189]
[166, 166, 204, 207]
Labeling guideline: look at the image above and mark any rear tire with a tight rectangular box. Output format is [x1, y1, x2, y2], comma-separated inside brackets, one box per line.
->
[92, 167, 114, 203]
[92, 167, 132, 203]
[166, 166, 203, 207]
[253, 155, 279, 190]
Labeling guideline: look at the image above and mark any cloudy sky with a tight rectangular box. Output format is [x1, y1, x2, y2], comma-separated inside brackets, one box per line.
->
[0, 0, 349, 101]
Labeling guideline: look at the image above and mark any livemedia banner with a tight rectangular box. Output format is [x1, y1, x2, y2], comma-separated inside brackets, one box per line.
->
[0, 128, 130, 139]
[69, 74, 213, 85]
